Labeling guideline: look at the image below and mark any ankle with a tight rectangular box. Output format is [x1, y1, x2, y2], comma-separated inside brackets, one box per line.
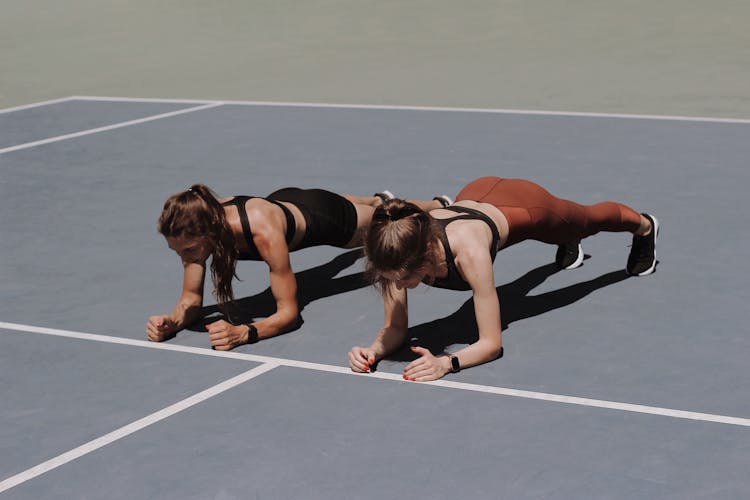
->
[635, 215, 652, 237]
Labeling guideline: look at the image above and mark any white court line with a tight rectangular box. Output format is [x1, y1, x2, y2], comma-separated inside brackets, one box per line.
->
[71, 95, 750, 124]
[3, 321, 750, 428]
[0, 97, 77, 114]
[0, 362, 279, 494]
[72, 95, 218, 106]
[0, 102, 223, 155]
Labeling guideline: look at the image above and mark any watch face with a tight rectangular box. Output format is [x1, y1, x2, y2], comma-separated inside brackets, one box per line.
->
[450, 355, 460, 373]
[246, 324, 259, 344]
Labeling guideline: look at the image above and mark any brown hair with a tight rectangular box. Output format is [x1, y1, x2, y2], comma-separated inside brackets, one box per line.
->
[364, 199, 441, 298]
[158, 184, 239, 313]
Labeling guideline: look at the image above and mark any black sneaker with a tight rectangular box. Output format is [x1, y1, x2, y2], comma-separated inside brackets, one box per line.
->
[626, 213, 659, 276]
[433, 195, 454, 208]
[555, 240, 584, 270]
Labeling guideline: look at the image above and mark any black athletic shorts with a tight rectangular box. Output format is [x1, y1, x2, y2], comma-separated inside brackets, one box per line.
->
[267, 188, 358, 249]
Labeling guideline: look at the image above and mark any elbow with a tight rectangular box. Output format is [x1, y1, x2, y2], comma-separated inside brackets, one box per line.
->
[481, 339, 503, 360]
[179, 297, 202, 313]
[179, 292, 203, 308]
[277, 307, 303, 332]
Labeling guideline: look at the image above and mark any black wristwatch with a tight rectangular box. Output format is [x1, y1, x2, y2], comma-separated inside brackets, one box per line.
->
[245, 323, 259, 344]
[449, 354, 461, 373]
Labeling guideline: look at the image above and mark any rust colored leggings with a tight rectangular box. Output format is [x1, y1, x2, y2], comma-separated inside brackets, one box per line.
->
[455, 177, 642, 248]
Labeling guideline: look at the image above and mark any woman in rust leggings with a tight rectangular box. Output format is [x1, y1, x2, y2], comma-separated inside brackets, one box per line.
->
[456, 177, 655, 269]
[349, 176, 659, 382]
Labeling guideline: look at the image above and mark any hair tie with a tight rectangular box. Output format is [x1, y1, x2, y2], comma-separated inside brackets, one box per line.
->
[391, 207, 417, 222]
[373, 211, 390, 222]
[373, 208, 418, 223]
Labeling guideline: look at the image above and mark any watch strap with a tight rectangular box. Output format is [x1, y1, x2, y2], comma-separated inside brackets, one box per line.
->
[245, 324, 259, 344]
[449, 354, 461, 373]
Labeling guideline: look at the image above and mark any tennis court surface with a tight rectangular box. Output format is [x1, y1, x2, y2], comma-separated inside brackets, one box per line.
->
[2, 97, 749, 499]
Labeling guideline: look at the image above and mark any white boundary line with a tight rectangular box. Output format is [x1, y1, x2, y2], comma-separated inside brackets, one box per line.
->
[72, 95, 217, 106]
[0, 97, 77, 115]
[3, 321, 750, 428]
[71, 95, 750, 124]
[0, 362, 279, 494]
[0, 102, 223, 155]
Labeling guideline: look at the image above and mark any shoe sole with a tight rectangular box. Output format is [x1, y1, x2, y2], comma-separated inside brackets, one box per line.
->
[433, 195, 454, 207]
[629, 214, 660, 276]
[562, 243, 584, 270]
[374, 190, 395, 202]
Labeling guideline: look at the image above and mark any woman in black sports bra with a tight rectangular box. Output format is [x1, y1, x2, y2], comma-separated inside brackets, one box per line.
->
[146, 184, 444, 350]
[349, 176, 659, 381]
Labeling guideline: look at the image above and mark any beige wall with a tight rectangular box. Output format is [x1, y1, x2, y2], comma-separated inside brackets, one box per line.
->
[2, 0, 748, 117]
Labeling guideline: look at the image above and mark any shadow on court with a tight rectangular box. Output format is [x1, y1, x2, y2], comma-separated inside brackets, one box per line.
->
[194, 250, 631, 358]
[388, 259, 631, 363]
[194, 248, 367, 331]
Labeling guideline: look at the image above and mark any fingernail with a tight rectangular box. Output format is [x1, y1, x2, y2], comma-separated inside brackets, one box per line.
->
[402, 375, 408, 380]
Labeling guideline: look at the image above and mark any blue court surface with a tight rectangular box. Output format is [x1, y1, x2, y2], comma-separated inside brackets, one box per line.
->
[1, 97, 749, 499]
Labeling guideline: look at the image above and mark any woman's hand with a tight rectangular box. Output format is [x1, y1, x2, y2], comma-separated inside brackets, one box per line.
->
[206, 320, 252, 351]
[403, 346, 450, 382]
[349, 346, 377, 373]
[146, 315, 177, 342]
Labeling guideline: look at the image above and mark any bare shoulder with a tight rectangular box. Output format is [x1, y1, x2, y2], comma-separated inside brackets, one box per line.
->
[220, 196, 273, 230]
[443, 212, 493, 248]
[247, 201, 287, 244]
[244, 198, 278, 220]
[445, 217, 495, 272]
[453, 240, 496, 289]
[441, 200, 508, 246]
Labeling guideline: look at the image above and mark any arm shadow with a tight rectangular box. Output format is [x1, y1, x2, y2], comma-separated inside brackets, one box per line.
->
[187, 248, 367, 331]
[388, 259, 631, 362]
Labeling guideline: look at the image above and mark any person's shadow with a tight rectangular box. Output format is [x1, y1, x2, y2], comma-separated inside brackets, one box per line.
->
[190, 248, 367, 331]
[388, 258, 631, 362]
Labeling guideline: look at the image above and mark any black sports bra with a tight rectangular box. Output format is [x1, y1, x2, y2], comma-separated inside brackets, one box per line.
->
[428, 206, 501, 291]
[221, 196, 296, 260]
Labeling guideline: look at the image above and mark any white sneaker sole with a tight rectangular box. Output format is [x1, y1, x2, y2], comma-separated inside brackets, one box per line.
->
[562, 243, 584, 270]
[374, 190, 395, 201]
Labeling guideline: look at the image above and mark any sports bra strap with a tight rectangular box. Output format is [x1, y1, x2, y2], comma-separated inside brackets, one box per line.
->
[267, 199, 296, 243]
[435, 205, 500, 261]
[221, 196, 296, 255]
[222, 196, 255, 252]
